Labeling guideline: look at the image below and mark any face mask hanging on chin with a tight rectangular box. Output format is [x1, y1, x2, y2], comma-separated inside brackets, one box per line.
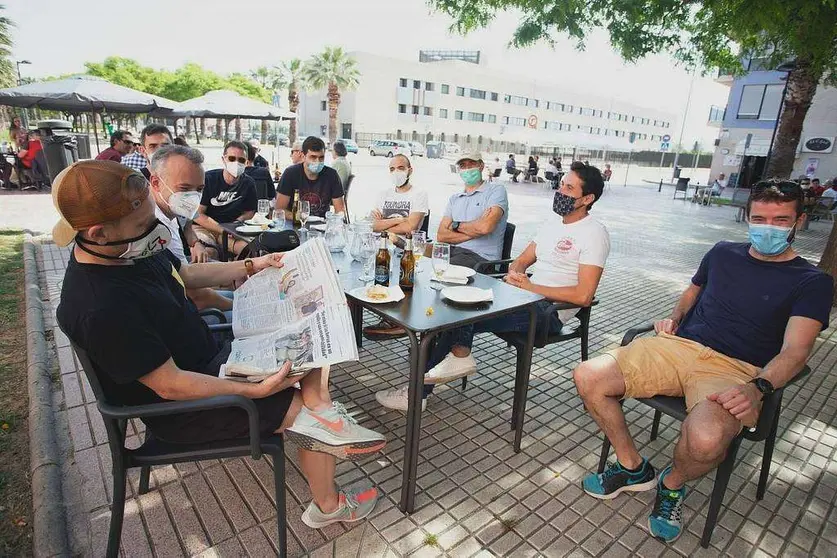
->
[75, 219, 173, 260]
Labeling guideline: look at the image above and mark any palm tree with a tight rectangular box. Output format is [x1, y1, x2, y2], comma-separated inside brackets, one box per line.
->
[302, 47, 360, 144]
[0, 6, 17, 130]
[250, 66, 286, 144]
[276, 58, 305, 144]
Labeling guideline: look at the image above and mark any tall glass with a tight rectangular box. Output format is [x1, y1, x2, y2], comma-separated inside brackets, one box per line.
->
[431, 242, 450, 290]
[358, 233, 377, 282]
[412, 231, 427, 266]
[299, 200, 311, 230]
[257, 199, 270, 220]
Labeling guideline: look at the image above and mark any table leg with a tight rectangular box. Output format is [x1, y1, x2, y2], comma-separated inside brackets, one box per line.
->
[220, 230, 229, 262]
[399, 330, 435, 513]
[349, 301, 363, 349]
[512, 305, 538, 453]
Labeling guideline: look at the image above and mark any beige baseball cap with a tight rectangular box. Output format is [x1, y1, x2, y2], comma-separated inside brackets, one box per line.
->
[456, 151, 484, 166]
[51, 160, 148, 247]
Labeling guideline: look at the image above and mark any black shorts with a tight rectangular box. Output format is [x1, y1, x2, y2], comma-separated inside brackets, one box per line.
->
[145, 344, 296, 444]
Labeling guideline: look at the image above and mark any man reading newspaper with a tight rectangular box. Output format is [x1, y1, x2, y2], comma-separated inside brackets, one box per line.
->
[56, 161, 386, 529]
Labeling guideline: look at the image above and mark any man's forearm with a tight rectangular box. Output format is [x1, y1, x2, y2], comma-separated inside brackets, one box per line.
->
[436, 227, 473, 244]
[372, 218, 402, 232]
[529, 283, 591, 307]
[389, 217, 423, 235]
[194, 213, 223, 235]
[238, 210, 256, 221]
[181, 260, 248, 289]
[670, 286, 701, 324]
[182, 224, 199, 248]
[760, 346, 810, 389]
[456, 220, 486, 239]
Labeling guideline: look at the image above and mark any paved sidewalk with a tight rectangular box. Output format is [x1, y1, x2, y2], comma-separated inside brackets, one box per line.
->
[34, 184, 837, 557]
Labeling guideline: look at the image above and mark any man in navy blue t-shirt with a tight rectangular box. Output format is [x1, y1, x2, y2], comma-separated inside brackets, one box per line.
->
[574, 180, 833, 542]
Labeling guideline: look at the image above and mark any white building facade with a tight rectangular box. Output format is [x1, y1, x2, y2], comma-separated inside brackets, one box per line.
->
[297, 50, 677, 155]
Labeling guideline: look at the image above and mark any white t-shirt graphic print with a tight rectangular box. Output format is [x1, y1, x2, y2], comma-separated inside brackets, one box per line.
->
[530, 214, 610, 323]
[376, 186, 429, 219]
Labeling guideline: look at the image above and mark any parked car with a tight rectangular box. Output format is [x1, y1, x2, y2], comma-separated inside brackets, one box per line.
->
[443, 142, 461, 155]
[369, 140, 411, 157]
[338, 138, 359, 154]
[408, 142, 426, 157]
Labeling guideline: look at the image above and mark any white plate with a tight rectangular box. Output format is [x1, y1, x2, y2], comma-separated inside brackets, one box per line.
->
[306, 216, 326, 223]
[236, 224, 269, 234]
[444, 265, 476, 279]
[244, 218, 273, 226]
[441, 286, 494, 304]
[348, 285, 406, 304]
[310, 223, 327, 232]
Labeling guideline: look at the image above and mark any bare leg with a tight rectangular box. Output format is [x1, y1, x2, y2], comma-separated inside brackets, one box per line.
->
[298, 366, 332, 411]
[664, 399, 740, 489]
[573, 355, 642, 469]
[276, 391, 340, 512]
[451, 346, 471, 357]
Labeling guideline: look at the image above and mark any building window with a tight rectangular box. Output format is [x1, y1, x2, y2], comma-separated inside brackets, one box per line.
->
[398, 104, 407, 114]
[425, 82, 434, 91]
[320, 100, 327, 111]
[509, 95, 528, 106]
[441, 84, 450, 94]
[488, 114, 497, 123]
[532, 99, 539, 108]
[504, 94, 512, 103]
[455, 110, 464, 120]
[399, 78, 408, 88]
[491, 92, 498, 101]
[580, 107, 596, 117]
[439, 108, 448, 119]
[503, 116, 525, 126]
[469, 88, 487, 100]
[456, 86, 465, 96]
[413, 80, 421, 90]
[412, 105, 419, 115]
[564, 104, 574, 113]
[423, 107, 433, 116]
[468, 112, 485, 122]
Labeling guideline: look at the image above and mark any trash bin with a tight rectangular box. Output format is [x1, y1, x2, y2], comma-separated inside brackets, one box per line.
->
[74, 134, 91, 160]
[426, 142, 441, 159]
[673, 166, 682, 179]
[37, 120, 78, 183]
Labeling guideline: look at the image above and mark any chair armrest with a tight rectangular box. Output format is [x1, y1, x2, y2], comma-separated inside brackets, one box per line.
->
[200, 308, 228, 323]
[621, 323, 656, 346]
[207, 323, 234, 342]
[474, 258, 514, 276]
[748, 365, 810, 441]
[99, 395, 264, 459]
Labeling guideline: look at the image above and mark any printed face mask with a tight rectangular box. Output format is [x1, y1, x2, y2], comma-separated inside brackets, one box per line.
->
[76, 219, 172, 260]
[553, 190, 580, 216]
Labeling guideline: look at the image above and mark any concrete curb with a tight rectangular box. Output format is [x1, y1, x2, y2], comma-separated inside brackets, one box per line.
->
[23, 235, 71, 558]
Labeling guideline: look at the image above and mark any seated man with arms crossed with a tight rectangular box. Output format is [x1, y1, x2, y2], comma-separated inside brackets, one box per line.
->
[574, 180, 833, 542]
[377, 162, 609, 411]
[56, 161, 386, 527]
[436, 151, 508, 269]
[363, 153, 429, 340]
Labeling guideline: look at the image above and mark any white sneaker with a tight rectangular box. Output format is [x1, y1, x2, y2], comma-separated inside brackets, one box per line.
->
[375, 386, 427, 412]
[424, 352, 477, 384]
[285, 402, 386, 460]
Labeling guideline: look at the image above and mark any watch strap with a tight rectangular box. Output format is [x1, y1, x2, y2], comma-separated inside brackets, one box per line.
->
[244, 258, 256, 277]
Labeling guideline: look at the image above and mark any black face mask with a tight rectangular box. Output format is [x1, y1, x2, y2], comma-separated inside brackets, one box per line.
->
[553, 191, 581, 216]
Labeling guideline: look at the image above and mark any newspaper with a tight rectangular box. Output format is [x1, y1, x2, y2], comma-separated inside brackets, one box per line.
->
[221, 238, 358, 381]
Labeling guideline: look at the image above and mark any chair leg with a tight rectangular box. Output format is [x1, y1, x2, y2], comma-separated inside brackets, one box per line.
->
[650, 410, 662, 441]
[461, 377, 467, 391]
[757, 402, 782, 500]
[510, 345, 524, 430]
[597, 437, 611, 473]
[138, 466, 151, 495]
[107, 465, 128, 558]
[272, 447, 288, 558]
[700, 437, 742, 548]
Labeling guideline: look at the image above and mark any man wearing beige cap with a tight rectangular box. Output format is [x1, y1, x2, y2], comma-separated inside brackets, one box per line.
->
[54, 160, 386, 528]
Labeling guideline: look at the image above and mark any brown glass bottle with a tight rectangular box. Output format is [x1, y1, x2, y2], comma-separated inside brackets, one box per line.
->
[292, 190, 302, 228]
[399, 233, 415, 291]
[374, 233, 390, 286]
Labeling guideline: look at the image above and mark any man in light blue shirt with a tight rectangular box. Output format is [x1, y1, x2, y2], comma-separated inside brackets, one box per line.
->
[436, 152, 509, 268]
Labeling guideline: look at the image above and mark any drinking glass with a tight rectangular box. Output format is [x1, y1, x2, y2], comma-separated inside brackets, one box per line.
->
[299, 200, 311, 230]
[257, 199, 270, 220]
[358, 233, 377, 282]
[412, 231, 427, 266]
[431, 242, 450, 290]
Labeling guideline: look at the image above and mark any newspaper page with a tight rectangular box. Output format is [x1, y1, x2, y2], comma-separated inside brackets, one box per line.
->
[224, 238, 358, 380]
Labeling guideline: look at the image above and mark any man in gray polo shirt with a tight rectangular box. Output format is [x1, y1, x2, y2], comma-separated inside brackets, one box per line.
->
[435, 151, 509, 268]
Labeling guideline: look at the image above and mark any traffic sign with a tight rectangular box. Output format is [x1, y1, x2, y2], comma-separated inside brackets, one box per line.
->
[660, 142, 671, 151]
[662, 134, 671, 142]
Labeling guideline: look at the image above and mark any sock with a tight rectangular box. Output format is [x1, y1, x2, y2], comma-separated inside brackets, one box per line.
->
[620, 458, 645, 473]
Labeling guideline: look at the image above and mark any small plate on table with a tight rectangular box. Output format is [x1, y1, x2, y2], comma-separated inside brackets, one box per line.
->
[244, 218, 274, 227]
[236, 224, 270, 235]
[348, 285, 406, 304]
[441, 286, 494, 305]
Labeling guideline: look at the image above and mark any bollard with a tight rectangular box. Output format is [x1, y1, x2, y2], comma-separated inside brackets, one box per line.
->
[658, 179, 663, 193]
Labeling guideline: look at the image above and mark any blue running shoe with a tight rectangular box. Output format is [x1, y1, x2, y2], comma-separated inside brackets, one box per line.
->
[582, 458, 656, 499]
[648, 465, 686, 543]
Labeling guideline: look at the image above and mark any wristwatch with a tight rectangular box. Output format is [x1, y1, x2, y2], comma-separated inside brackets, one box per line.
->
[451, 221, 461, 232]
[749, 377, 775, 400]
[244, 258, 256, 277]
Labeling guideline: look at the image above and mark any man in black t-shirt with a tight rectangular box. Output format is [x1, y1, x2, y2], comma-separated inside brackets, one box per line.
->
[54, 160, 386, 528]
[574, 180, 832, 543]
[193, 140, 258, 259]
[276, 136, 345, 218]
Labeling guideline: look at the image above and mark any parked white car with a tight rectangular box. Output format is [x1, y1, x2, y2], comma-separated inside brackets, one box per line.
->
[408, 142, 426, 157]
[369, 140, 411, 157]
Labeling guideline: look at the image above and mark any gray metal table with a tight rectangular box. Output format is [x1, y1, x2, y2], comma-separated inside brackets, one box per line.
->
[329, 251, 543, 513]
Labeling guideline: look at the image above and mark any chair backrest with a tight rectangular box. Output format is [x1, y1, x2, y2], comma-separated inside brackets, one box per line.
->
[492, 168, 502, 178]
[544, 171, 554, 180]
[344, 174, 354, 197]
[420, 211, 430, 234]
[247, 168, 275, 200]
[675, 177, 690, 191]
[502, 222, 516, 260]
[731, 188, 751, 205]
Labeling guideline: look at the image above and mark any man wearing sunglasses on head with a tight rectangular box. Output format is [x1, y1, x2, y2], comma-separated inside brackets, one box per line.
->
[574, 179, 833, 543]
[191, 140, 258, 259]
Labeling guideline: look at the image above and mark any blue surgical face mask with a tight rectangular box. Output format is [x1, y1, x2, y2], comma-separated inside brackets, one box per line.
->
[307, 162, 325, 174]
[748, 223, 795, 256]
[459, 168, 482, 186]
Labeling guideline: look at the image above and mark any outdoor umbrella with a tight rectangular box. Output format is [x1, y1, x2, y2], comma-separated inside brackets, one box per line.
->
[170, 89, 296, 120]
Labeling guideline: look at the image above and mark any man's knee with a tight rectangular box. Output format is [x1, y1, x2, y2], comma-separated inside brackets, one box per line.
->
[573, 355, 624, 399]
[682, 410, 736, 462]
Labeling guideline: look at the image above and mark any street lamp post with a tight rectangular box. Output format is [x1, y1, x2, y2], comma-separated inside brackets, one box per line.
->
[671, 68, 697, 179]
[15, 60, 32, 128]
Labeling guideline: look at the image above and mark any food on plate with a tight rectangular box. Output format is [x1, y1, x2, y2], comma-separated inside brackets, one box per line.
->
[425, 306, 434, 316]
[366, 285, 389, 300]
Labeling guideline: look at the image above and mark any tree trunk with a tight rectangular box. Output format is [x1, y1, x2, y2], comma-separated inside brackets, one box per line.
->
[327, 82, 340, 145]
[288, 86, 299, 144]
[765, 60, 820, 179]
[200, 117, 206, 138]
[215, 118, 222, 139]
[224, 118, 230, 140]
[261, 119, 269, 144]
[235, 117, 242, 140]
[185, 117, 192, 137]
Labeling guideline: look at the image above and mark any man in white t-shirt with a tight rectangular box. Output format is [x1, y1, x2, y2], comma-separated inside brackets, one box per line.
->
[364, 154, 429, 340]
[376, 161, 611, 411]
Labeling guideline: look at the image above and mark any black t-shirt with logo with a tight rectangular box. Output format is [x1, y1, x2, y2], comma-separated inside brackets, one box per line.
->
[200, 168, 258, 223]
[277, 163, 344, 218]
[56, 250, 220, 433]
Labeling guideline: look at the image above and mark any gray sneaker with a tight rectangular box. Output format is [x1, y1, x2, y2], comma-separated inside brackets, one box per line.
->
[285, 401, 386, 460]
[301, 486, 379, 528]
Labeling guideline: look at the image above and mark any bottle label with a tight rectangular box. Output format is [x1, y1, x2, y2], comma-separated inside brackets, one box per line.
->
[374, 266, 389, 286]
[400, 267, 414, 287]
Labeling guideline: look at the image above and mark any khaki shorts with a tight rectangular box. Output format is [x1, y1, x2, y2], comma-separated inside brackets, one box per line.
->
[192, 224, 221, 249]
[606, 332, 761, 419]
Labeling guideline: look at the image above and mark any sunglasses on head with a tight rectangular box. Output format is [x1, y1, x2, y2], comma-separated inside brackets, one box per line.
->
[225, 155, 247, 164]
[752, 181, 803, 199]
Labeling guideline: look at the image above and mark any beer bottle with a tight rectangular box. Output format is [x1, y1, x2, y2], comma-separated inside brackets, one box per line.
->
[292, 190, 302, 227]
[374, 233, 391, 286]
[399, 233, 415, 291]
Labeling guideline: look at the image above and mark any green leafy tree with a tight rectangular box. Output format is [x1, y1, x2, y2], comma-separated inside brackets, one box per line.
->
[0, 4, 15, 89]
[277, 58, 305, 144]
[302, 47, 360, 144]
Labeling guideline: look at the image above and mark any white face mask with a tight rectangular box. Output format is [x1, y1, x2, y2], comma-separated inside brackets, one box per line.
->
[119, 221, 173, 259]
[390, 170, 409, 189]
[224, 160, 245, 178]
[158, 178, 202, 220]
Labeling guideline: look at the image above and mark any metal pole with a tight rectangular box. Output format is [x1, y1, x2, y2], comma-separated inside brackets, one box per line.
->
[659, 151, 665, 168]
[658, 179, 663, 193]
[91, 112, 101, 154]
[624, 150, 632, 186]
[672, 68, 697, 179]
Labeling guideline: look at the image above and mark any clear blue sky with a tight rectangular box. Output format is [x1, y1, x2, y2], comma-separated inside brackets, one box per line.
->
[8, 0, 729, 148]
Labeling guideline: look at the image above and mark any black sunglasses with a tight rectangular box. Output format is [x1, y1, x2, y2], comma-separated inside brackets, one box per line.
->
[752, 180, 803, 199]
[225, 155, 247, 164]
